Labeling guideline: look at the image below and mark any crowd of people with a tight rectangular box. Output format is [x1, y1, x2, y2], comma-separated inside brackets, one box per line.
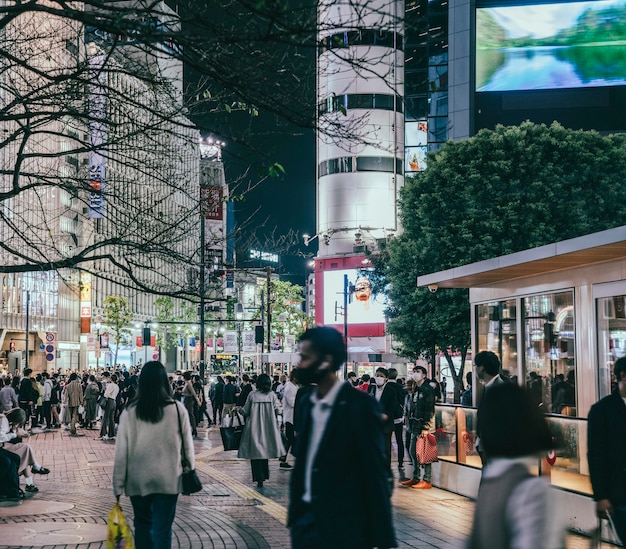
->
[0, 330, 624, 549]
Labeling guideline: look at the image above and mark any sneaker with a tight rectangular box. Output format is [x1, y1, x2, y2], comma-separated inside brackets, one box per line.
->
[96, 436, 109, 441]
[32, 467, 50, 475]
[25, 485, 39, 493]
[411, 480, 432, 489]
[279, 462, 293, 470]
[400, 479, 419, 486]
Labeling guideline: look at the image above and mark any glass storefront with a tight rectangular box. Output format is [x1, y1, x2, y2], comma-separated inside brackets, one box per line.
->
[524, 291, 576, 415]
[475, 290, 576, 416]
[596, 294, 626, 399]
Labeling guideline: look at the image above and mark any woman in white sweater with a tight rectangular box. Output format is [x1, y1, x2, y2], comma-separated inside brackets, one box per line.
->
[113, 361, 195, 549]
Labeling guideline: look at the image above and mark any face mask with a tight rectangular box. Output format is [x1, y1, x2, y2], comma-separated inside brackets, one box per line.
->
[375, 376, 386, 386]
[413, 372, 423, 382]
[295, 359, 330, 386]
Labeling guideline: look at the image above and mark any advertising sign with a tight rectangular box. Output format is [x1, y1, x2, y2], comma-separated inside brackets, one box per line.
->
[323, 269, 386, 326]
[223, 330, 238, 353]
[242, 330, 257, 353]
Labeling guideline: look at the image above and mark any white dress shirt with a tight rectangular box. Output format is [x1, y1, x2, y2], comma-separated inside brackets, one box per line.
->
[303, 377, 343, 503]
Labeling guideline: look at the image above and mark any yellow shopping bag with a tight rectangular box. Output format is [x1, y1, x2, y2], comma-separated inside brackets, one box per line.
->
[107, 501, 135, 549]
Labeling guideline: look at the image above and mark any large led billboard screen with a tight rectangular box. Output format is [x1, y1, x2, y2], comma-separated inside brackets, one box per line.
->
[322, 269, 386, 326]
[476, 0, 626, 92]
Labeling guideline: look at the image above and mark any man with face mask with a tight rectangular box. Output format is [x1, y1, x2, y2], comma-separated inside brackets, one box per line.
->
[371, 367, 403, 478]
[288, 327, 396, 549]
[400, 365, 435, 489]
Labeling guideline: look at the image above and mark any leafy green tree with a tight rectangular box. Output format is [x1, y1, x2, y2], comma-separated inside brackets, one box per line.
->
[378, 122, 626, 402]
[102, 296, 134, 367]
[253, 279, 309, 348]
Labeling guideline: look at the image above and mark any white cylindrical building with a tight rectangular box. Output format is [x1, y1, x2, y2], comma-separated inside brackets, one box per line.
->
[317, 0, 405, 257]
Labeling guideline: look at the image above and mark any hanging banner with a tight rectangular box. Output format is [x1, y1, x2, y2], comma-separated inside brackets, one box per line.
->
[223, 330, 238, 353]
[242, 330, 256, 353]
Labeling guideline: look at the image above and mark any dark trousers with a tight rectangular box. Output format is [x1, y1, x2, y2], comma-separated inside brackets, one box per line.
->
[100, 399, 116, 438]
[280, 422, 294, 459]
[42, 401, 52, 428]
[0, 448, 20, 498]
[19, 402, 32, 427]
[130, 493, 178, 549]
[291, 508, 324, 549]
[183, 397, 197, 436]
[212, 401, 223, 425]
[393, 422, 405, 466]
[250, 459, 269, 482]
[613, 505, 626, 547]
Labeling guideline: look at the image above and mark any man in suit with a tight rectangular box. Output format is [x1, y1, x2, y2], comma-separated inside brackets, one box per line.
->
[474, 350, 505, 464]
[288, 326, 396, 549]
[588, 356, 626, 545]
[370, 367, 404, 478]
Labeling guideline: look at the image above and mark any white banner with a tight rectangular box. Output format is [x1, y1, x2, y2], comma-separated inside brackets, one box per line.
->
[223, 330, 238, 353]
[242, 330, 256, 353]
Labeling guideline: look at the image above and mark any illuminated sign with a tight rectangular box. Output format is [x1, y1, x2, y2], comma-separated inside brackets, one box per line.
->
[249, 249, 279, 264]
[323, 269, 386, 325]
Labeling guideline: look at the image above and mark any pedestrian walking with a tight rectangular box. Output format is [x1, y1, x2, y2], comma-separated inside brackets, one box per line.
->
[65, 373, 84, 436]
[288, 326, 396, 549]
[467, 382, 564, 549]
[83, 375, 100, 429]
[237, 373, 285, 488]
[113, 360, 194, 549]
[182, 371, 200, 437]
[98, 373, 119, 441]
[588, 355, 626, 545]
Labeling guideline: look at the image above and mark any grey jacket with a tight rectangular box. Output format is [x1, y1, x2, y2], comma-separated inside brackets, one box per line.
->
[237, 389, 285, 460]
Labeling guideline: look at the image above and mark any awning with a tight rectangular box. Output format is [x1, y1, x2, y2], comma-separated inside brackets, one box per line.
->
[417, 225, 626, 289]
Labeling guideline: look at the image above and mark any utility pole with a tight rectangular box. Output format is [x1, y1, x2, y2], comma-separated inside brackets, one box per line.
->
[25, 290, 30, 371]
[199, 212, 206, 379]
[266, 266, 272, 353]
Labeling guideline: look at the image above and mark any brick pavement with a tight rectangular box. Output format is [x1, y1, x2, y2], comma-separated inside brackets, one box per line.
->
[0, 422, 594, 548]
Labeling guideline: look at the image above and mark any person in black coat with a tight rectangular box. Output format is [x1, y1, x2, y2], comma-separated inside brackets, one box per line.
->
[288, 327, 396, 549]
[588, 356, 626, 546]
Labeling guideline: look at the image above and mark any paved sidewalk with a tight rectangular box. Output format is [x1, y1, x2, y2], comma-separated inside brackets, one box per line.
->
[0, 422, 592, 548]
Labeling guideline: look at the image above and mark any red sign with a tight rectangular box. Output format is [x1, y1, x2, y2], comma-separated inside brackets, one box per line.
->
[200, 185, 223, 220]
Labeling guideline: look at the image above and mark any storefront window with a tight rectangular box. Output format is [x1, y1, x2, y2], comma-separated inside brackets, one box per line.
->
[475, 299, 517, 375]
[523, 291, 576, 415]
[596, 294, 626, 398]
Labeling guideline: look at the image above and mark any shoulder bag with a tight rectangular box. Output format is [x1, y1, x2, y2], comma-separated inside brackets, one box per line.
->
[175, 404, 202, 495]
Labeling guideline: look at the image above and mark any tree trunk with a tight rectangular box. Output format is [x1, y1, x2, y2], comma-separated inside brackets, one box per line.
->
[442, 347, 468, 404]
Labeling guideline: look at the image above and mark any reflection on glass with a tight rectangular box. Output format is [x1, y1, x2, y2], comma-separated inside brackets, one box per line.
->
[596, 295, 626, 398]
[434, 404, 592, 494]
[524, 291, 576, 415]
[475, 299, 517, 376]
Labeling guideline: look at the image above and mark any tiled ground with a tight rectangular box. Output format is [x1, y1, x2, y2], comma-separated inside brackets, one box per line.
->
[0, 422, 598, 548]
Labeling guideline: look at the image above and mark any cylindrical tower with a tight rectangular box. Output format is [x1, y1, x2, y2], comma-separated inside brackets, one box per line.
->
[316, 0, 405, 257]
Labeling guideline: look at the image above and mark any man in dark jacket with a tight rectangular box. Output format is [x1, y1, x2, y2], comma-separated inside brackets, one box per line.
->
[289, 327, 396, 549]
[588, 356, 626, 545]
[19, 369, 38, 428]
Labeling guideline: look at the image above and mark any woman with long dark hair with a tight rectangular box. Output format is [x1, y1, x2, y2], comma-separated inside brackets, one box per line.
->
[113, 361, 195, 549]
[237, 373, 285, 488]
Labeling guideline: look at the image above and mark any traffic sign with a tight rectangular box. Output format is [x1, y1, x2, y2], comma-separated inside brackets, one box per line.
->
[45, 353, 54, 362]
[45, 344, 54, 353]
[46, 333, 55, 342]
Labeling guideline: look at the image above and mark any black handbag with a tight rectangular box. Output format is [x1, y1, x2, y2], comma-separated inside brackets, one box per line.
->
[175, 405, 202, 495]
[219, 412, 244, 451]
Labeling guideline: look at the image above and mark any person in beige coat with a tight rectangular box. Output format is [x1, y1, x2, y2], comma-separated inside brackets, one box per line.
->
[113, 361, 194, 549]
[237, 373, 285, 488]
